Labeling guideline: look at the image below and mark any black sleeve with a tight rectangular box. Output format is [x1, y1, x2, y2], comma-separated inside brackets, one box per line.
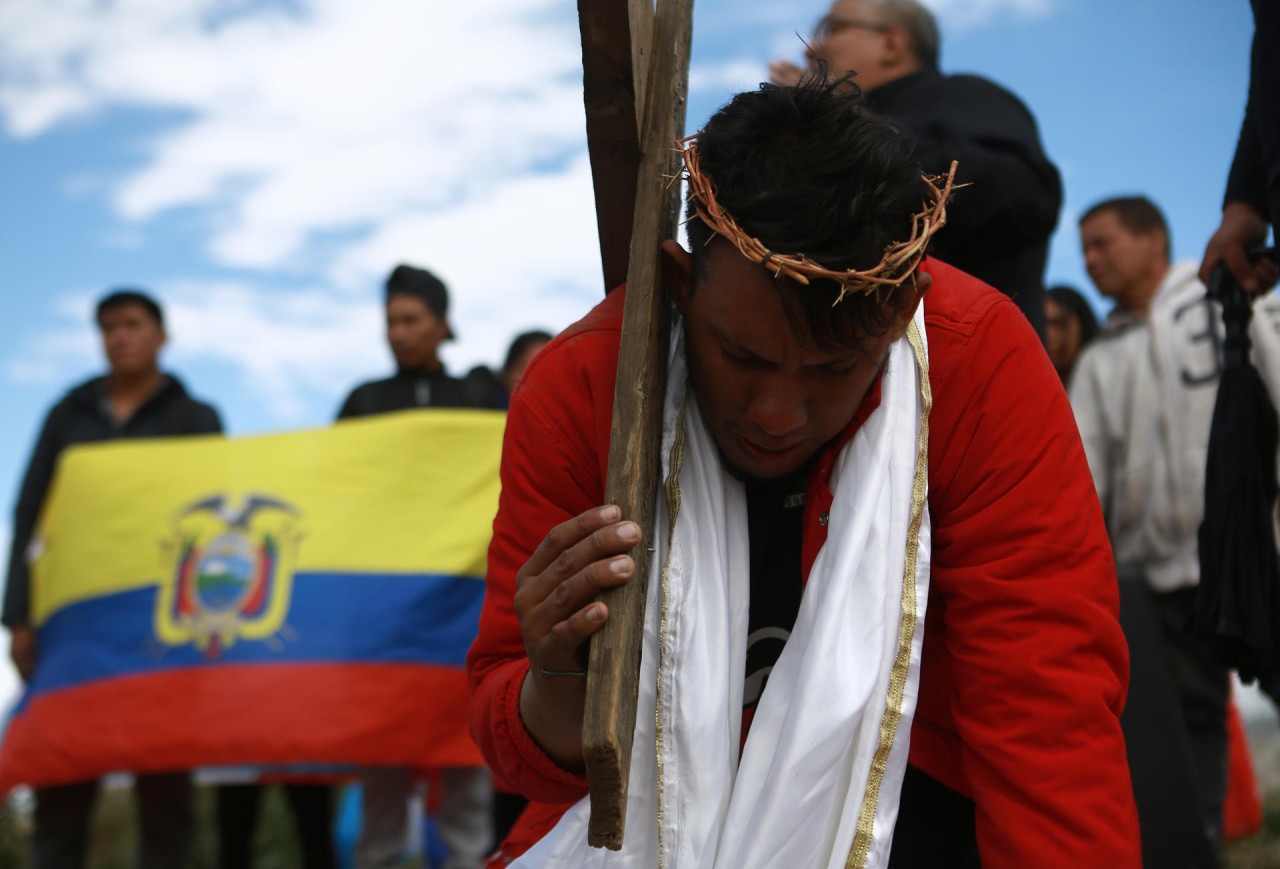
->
[1226, 104, 1267, 217]
[1224, 4, 1274, 219]
[336, 386, 365, 421]
[3, 404, 67, 627]
[464, 366, 503, 409]
[905, 76, 1063, 252]
[196, 402, 224, 435]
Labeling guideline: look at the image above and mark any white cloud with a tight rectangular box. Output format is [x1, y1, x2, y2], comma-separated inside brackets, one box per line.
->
[2, 319, 97, 386]
[0, 0, 608, 418]
[1, 279, 384, 421]
[2, 0, 1063, 424]
[161, 281, 386, 419]
[0, 0, 589, 273]
[331, 153, 604, 353]
[689, 60, 770, 95]
[7, 221, 601, 425]
[4, 358, 76, 387]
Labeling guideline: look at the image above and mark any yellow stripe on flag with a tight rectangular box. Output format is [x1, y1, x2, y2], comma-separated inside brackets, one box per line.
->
[31, 409, 505, 625]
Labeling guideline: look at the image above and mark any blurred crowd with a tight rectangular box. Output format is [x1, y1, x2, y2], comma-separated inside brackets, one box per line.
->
[4, 0, 1278, 867]
[4, 265, 549, 869]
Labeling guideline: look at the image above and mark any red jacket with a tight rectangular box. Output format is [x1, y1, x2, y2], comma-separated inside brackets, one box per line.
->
[467, 259, 1141, 866]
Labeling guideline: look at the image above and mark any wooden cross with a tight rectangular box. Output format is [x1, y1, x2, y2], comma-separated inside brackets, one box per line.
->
[576, 0, 694, 850]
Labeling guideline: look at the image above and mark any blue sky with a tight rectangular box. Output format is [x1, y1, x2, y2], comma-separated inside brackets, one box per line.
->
[0, 0, 1261, 701]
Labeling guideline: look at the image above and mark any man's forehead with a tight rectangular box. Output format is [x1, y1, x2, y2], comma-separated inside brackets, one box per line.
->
[710, 320, 864, 365]
[696, 285, 867, 363]
[101, 304, 155, 324]
[387, 293, 434, 314]
[694, 240, 882, 355]
[1085, 213, 1159, 246]
[1081, 212, 1123, 237]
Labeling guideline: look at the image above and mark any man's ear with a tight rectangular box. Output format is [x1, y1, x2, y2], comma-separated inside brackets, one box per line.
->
[881, 25, 913, 68]
[888, 271, 929, 341]
[662, 239, 694, 315]
[1143, 229, 1170, 263]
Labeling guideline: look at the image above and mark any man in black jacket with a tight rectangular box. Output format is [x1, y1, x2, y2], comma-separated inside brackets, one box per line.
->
[338, 264, 492, 418]
[4, 289, 221, 869]
[771, 0, 1062, 337]
[339, 263, 493, 869]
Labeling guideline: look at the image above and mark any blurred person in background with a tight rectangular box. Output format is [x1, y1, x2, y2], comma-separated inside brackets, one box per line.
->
[1070, 195, 1280, 852]
[464, 330, 553, 411]
[500, 331, 552, 403]
[474, 329, 554, 851]
[1200, 0, 1279, 295]
[4, 289, 221, 869]
[1044, 285, 1099, 385]
[217, 779, 336, 869]
[339, 264, 492, 419]
[338, 263, 493, 869]
[770, 0, 1062, 336]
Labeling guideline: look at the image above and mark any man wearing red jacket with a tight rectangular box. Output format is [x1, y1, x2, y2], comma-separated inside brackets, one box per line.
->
[467, 78, 1140, 867]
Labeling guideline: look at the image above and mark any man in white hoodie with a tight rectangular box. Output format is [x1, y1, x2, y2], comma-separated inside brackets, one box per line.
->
[1070, 195, 1280, 847]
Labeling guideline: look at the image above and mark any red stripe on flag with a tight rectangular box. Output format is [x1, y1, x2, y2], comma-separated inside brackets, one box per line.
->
[0, 662, 483, 792]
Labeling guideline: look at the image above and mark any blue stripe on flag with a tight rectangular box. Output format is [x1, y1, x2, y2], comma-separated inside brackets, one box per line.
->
[27, 572, 483, 701]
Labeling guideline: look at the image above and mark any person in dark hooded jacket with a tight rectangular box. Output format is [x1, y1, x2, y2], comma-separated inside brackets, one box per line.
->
[3, 288, 221, 869]
[337, 264, 494, 869]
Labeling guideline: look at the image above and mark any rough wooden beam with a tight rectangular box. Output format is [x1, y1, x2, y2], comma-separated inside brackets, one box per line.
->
[576, 0, 653, 293]
[582, 0, 693, 850]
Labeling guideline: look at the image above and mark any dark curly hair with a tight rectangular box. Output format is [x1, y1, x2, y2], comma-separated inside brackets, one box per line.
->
[686, 75, 930, 349]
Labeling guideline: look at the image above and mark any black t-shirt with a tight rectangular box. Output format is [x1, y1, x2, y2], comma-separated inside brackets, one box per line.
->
[743, 472, 980, 867]
[742, 472, 807, 733]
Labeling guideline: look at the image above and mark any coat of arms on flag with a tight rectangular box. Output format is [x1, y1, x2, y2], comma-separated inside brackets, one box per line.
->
[156, 494, 303, 657]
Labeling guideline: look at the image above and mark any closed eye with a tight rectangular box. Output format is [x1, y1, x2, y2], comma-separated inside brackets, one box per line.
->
[722, 347, 771, 369]
[808, 359, 859, 376]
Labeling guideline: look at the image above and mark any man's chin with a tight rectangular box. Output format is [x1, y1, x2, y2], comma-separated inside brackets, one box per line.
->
[714, 439, 810, 486]
[108, 359, 153, 377]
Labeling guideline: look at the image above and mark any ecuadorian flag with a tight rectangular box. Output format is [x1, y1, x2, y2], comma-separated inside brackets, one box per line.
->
[0, 409, 503, 791]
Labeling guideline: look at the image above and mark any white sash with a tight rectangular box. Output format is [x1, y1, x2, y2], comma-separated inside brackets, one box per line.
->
[515, 307, 932, 869]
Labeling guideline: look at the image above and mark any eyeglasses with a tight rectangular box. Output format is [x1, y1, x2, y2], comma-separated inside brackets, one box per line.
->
[811, 15, 890, 43]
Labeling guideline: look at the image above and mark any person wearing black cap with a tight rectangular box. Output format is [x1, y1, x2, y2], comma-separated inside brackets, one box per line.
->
[337, 264, 493, 869]
[338, 264, 491, 417]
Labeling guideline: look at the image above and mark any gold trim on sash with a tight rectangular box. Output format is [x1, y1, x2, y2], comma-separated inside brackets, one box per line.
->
[654, 398, 688, 869]
[848, 319, 933, 868]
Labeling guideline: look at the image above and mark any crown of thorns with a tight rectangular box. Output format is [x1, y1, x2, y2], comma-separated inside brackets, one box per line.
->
[679, 132, 959, 305]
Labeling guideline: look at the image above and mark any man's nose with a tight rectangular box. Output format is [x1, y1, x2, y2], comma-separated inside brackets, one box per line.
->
[748, 378, 807, 437]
